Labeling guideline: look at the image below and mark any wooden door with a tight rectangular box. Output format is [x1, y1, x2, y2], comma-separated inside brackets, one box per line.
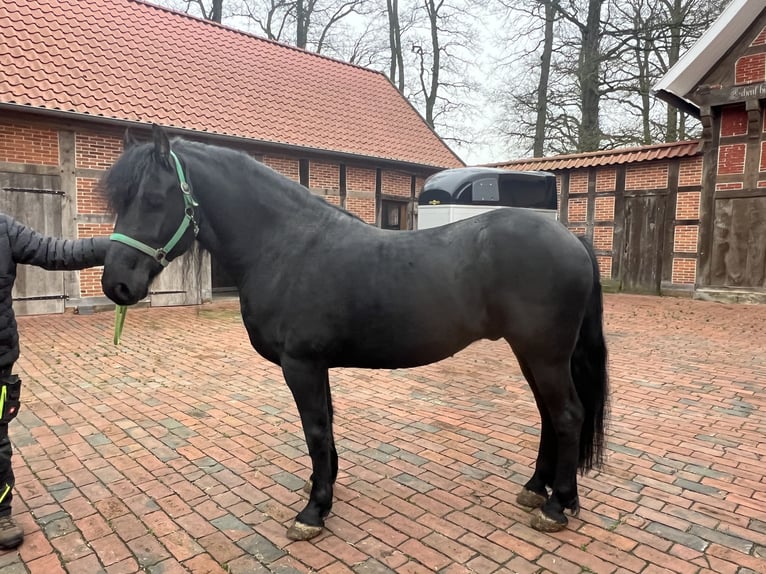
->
[0, 172, 67, 314]
[149, 243, 210, 306]
[621, 193, 667, 294]
[710, 197, 766, 288]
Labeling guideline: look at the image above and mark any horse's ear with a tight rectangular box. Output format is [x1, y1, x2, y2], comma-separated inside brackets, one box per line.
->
[123, 128, 139, 150]
[152, 124, 171, 165]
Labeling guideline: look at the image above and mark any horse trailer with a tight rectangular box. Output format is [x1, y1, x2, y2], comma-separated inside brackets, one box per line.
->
[417, 167, 558, 230]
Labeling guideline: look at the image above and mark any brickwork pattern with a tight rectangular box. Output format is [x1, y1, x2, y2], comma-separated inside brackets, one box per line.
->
[595, 168, 616, 192]
[752, 25, 766, 47]
[309, 160, 339, 193]
[76, 132, 123, 170]
[263, 156, 300, 182]
[76, 222, 111, 297]
[79, 268, 105, 298]
[625, 164, 669, 190]
[596, 256, 611, 278]
[593, 226, 613, 251]
[716, 182, 744, 191]
[671, 258, 697, 284]
[568, 198, 587, 223]
[717, 144, 747, 175]
[676, 192, 701, 220]
[679, 157, 703, 187]
[569, 170, 588, 194]
[2, 295, 765, 572]
[734, 53, 766, 85]
[77, 178, 109, 214]
[415, 176, 427, 195]
[345, 197, 376, 224]
[594, 196, 615, 221]
[720, 105, 749, 137]
[0, 121, 59, 165]
[761, 141, 766, 172]
[347, 167, 376, 193]
[673, 225, 699, 254]
[381, 171, 411, 198]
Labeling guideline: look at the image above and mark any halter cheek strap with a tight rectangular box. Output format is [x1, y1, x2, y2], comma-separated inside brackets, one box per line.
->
[110, 150, 199, 267]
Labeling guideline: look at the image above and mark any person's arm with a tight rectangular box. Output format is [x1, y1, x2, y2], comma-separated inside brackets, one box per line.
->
[9, 219, 108, 270]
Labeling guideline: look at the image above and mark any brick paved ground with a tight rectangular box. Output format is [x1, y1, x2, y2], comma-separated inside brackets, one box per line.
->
[0, 293, 764, 574]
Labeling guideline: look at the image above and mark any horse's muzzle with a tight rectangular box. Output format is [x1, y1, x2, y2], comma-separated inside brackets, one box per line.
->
[103, 280, 143, 306]
[102, 244, 155, 305]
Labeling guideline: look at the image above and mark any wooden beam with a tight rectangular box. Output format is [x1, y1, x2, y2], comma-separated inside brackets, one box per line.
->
[697, 110, 721, 288]
[612, 167, 626, 285]
[0, 162, 59, 176]
[663, 161, 680, 283]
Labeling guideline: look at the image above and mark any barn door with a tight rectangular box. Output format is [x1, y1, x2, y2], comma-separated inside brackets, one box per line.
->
[0, 172, 67, 315]
[709, 197, 766, 288]
[149, 242, 209, 306]
[621, 193, 667, 294]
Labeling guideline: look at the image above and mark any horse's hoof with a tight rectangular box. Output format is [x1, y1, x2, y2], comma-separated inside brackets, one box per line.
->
[516, 488, 547, 509]
[530, 508, 567, 532]
[303, 479, 313, 494]
[566, 498, 580, 517]
[286, 520, 323, 541]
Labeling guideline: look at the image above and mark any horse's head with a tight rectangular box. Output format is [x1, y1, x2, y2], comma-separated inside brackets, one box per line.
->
[101, 125, 199, 305]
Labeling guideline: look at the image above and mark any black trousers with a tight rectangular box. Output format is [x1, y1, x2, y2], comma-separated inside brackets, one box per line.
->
[0, 422, 11, 517]
[0, 365, 18, 517]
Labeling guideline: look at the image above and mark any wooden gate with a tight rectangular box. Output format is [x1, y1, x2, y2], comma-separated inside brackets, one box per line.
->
[620, 192, 667, 294]
[709, 196, 766, 288]
[0, 171, 67, 315]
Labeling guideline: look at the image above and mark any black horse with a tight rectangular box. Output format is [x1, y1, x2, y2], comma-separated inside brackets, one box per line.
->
[100, 125, 609, 541]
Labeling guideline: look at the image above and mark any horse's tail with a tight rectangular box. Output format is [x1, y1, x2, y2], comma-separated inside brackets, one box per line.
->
[572, 235, 609, 473]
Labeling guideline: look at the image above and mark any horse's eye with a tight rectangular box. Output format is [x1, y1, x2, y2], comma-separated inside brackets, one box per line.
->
[142, 194, 164, 209]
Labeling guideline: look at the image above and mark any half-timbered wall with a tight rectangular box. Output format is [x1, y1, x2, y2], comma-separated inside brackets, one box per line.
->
[554, 156, 704, 295]
[0, 111, 432, 314]
[692, 12, 766, 295]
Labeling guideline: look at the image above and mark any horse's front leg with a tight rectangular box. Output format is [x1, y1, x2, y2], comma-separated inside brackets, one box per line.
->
[304, 371, 338, 494]
[281, 357, 334, 541]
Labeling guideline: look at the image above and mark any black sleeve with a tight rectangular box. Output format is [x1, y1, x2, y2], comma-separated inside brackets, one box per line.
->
[9, 219, 109, 270]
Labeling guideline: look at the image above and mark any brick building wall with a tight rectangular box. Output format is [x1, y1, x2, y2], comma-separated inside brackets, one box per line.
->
[346, 166, 377, 224]
[381, 170, 411, 197]
[0, 112, 436, 312]
[262, 155, 300, 182]
[548, 153, 703, 290]
[308, 159, 340, 194]
[0, 119, 59, 165]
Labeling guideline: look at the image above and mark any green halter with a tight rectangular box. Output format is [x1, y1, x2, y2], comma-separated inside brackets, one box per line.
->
[109, 150, 199, 267]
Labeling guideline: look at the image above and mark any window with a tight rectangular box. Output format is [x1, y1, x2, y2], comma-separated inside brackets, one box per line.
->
[299, 159, 309, 187]
[382, 200, 407, 230]
[472, 177, 500, 202]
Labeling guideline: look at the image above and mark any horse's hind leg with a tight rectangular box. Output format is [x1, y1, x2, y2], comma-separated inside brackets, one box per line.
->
[514, 357, 556, 510]
[281, 357, 335, 541]
[522, 358, 584, 532]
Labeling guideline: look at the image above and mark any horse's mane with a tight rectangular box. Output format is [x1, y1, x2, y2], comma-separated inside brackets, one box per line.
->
[102, 138, 365, 223]
[101, 143, 156, 214]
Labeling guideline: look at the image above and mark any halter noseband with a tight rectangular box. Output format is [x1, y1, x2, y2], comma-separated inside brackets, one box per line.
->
[110, 150, 199, 267]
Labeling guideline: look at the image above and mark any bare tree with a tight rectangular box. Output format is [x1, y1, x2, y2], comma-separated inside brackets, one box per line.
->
[409, 0, 482, 139]
[176, 0, 225, 21]
[533, 0, 557, 156]
[387, 0, 405, 92]
[231, 0, 373, 54]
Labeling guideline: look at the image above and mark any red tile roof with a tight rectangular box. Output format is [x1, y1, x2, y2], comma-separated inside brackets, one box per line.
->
[0, 0, 463, 169]
[487, 140, 702, 171]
